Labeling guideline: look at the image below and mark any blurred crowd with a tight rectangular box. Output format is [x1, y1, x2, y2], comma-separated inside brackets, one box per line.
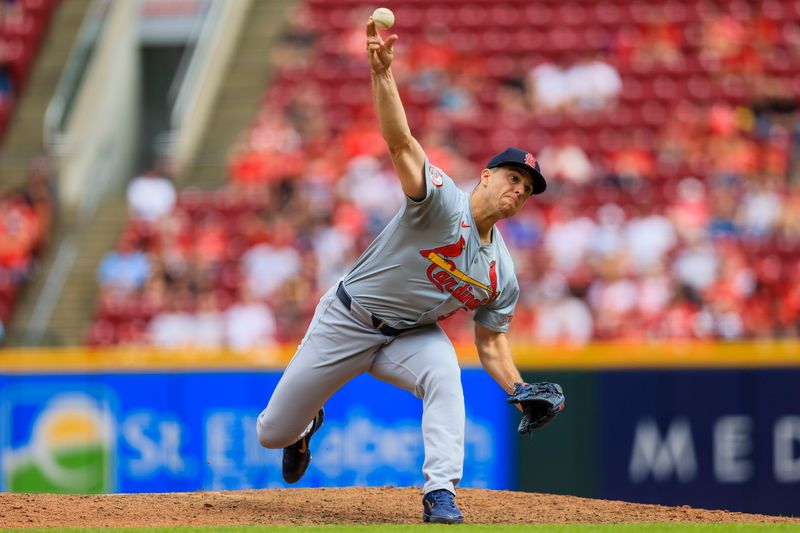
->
[0, 0, 57, 136]
[87, 1, 800, 347]
[0, 157, 54, 342]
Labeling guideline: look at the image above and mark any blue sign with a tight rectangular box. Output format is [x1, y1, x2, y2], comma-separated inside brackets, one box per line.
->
[598, 369, 800, 516]
[0, 369, 512, 493]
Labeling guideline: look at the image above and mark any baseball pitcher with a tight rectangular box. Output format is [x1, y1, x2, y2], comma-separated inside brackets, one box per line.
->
[256, 15, 565, 524]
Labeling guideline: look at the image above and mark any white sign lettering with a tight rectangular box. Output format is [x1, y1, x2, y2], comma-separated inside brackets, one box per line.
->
[713, 415, 753, 483]
[629, 417, 697, 483]
[774, 416, 800, 483]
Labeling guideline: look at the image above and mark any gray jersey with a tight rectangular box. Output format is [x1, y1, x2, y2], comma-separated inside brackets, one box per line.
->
[344, 157, 519, 333]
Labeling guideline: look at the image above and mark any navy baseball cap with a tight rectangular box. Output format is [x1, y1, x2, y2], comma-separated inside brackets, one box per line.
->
[486, 147, 547, 195]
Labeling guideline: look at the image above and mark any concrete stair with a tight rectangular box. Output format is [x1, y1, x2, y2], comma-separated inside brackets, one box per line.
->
[43, 198, 128, 345]
[178, 0, 296, 187]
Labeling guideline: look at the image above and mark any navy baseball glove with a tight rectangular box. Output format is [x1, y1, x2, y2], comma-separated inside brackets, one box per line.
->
[507, 382, 565, 435]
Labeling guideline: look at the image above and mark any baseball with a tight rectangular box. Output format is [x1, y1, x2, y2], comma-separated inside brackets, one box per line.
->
[372, 7, 395, 30]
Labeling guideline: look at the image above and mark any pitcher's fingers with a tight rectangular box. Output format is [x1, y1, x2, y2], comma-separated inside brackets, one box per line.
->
[366, 17, 377, 37]
[384, 34, 398, 51]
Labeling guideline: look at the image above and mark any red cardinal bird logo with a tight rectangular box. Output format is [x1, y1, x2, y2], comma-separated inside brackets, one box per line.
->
[419, 238, 500, 306]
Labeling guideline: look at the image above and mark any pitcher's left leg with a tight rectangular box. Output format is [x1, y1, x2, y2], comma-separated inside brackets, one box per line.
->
[369, 325, 465, 495]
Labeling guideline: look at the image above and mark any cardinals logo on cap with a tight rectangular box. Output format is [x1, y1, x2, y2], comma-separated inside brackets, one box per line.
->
[525, 153, 537, 168]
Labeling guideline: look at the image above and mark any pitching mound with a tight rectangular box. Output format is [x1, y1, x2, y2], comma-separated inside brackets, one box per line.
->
[1, 487, 797, 528]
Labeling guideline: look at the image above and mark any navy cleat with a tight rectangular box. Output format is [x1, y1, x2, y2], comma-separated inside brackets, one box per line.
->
[422, 489, 464, 524]
[282, 408, 324, 484]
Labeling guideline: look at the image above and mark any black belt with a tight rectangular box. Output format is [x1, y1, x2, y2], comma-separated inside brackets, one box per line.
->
[336, 282, 405, 336]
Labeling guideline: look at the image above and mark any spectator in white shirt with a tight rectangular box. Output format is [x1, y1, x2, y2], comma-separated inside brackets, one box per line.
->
[241, 236, 302, 300]
[225, 286, 277, 351]
[738, 180, 783, 238]
[626, 205, 678, 274]
[148, 292, 195, 348]
[192, 291, 225, 348]
[534, 272, 594, 345]
[579, 56, 622, 109]
[538, 133, 594, 185]
[545, 210, 596, 274]
[126, 165, 176, 222]
[528, 61, 569, 111]
[672, 234, 720, 292]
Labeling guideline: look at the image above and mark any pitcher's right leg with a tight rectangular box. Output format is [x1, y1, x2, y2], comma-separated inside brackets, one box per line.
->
[368, 325, 465, 497]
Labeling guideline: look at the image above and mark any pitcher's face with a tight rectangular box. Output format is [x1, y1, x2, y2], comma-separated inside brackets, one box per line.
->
[482, 166, 534, 217]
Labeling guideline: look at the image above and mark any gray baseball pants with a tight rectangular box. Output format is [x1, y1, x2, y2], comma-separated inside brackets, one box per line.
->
[256, 282, 465, 495]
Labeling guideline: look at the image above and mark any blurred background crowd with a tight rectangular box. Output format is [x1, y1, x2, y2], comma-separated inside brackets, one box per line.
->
[86, 0, 800, 348]
[0, 0, 55, 338]
[3, 0, 800, 349]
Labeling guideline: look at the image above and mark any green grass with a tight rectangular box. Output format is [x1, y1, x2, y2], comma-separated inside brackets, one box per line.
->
[7, 525, 800, 533]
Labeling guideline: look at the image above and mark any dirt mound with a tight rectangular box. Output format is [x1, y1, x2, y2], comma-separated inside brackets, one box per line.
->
[1, 487, 796, 528]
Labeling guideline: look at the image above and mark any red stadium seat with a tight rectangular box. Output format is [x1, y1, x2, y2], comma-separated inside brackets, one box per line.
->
[594, 3, 623, 27]
[552, 27, 580, 52]
[511, 28, 546, 53]
[523, 4, 553, 27]
[629, 3, 652, 24]
[0, 98, 11, 137]
[480, 29, 514, 54]
[760, 0, 785, 19]
[484, 54, 516, 78]
[555, 3, 588, 27]
[393, 5, 423, 29]
[455, 4, 489, 27]
[653, 76, 679, 101]
[687, 75, 713, 100]
[663, 1, 689, 23]
[488, 4, 521, 27]
[22, 0, 56, 14]
[765, 48, 794, 75]
[621, 77, 644, 103]
[85, 320, 117, 347]
[608, 106, 633, 128]
[584, 27, 610, 50]
[720, 74, 747, 101]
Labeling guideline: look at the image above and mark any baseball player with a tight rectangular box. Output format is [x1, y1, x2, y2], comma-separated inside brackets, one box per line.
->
[256, 17, 564, 524]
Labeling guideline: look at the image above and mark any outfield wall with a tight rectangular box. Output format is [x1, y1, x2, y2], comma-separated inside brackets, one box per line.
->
[0, 343, 798, 516]
[517, 369, 800, 517]
[0, 369, 512, 493]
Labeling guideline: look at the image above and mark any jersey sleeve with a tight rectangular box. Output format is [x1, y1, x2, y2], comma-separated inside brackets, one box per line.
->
[473, 279, 519, 333]
[400, 156, 463, 228]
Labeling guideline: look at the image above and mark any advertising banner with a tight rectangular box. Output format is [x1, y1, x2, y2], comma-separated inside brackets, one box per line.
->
[0, 369, 512, 493]
[598, 369, 800, 516]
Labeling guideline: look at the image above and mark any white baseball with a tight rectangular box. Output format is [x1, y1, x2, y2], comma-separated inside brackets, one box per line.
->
[372, 7, 395, 30]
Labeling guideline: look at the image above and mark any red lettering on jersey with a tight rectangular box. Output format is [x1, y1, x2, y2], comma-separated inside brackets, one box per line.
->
[421, 237, 500, 317]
